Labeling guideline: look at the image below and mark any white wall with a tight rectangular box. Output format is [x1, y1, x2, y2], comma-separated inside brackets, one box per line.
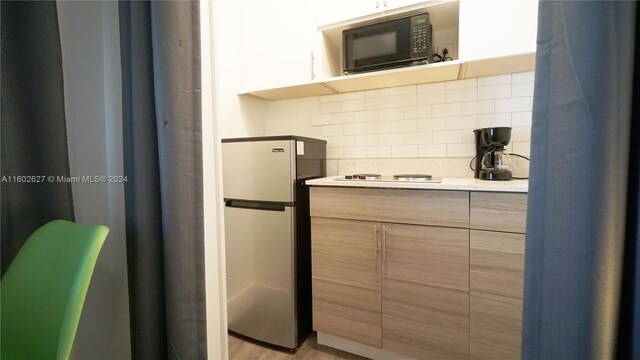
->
[265, 72, 534, 178]
[212, 0, 268, 139]
[57, 2, 131, 359]
[202, 1, 229, 358]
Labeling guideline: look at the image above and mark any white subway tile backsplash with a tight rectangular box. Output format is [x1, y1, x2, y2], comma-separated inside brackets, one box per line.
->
[311, 114, 332, 126]
[447, 143, 475, 157]
[389, 93, 417, 108]
[355, 134, 379, 146]
[417, 82, 446, 92]
[392, 145, 418, 158]
[477, 113, 511, 128]
[366, 121, 391, 134]
[478, 74, 511, 86]
[379, 108, 404, 121]
[355, 110, 379, 123]
[320, 101, 342, 114]
[511, 127, 532, 141]
[433, 130, 462, 144]
[446, 87, 477, 103]
[391, 119, 418, 133]
[462, 130, 475, 143]
[320, 93, 342, 102]
[495, 97, 532, 113]
[269, 72, 533, 164]
[321, 124, 342, 136]
[512, 111, 533, 127]
[446, 78, 477, 89]
[324, 135, 355, 147]
[332, 112, 354, 124]
[477, 84, 511, 100]
[343, 123, 367, 135]
[419, 144, 447, 157]
[326, 147, 343, 159]
[343, 146, 367, 158]
[513, 141, 531, 157]
[342, 91, 365, 100]
[462, 100, 495, 115]
[380, 133, 406, 145]
[432, 103, 462, 117]
[404, 105, 432, 119]
[512, 81, 535, 97]
[413, 131, 434, 144]
[365, 88, 389, 98]
[512, 71, 535, 83]
[447, 115, 478, 130]
[367, 146, 392, 158]
[366, 96, 390, 110]
[389, 85, 416, 95]
[342, 99, 366, 112]
[417, 91, 446, 105]
[418, 117, 447, 131]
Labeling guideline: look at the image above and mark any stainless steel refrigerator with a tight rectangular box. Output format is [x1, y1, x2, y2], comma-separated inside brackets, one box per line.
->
[221, 136, 326, 349]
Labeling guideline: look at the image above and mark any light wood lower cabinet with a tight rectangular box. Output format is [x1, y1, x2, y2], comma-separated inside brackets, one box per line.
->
[311, 217, 470, 359]
[310, 187, 527, 360]
[311, 217, 382, 347]
[470, 230, 525, 360]
[383, 224, 470, 360]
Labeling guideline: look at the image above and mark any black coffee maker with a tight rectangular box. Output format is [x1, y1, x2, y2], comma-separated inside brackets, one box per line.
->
[473, 127, 512, 181]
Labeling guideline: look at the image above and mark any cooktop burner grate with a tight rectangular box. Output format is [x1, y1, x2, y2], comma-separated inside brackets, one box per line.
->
[345, 174, 382, 180]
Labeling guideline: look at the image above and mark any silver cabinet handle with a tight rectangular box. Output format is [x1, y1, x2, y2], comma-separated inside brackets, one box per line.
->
[374, 224, 379, 256]
[382, 225, 387, 260]
[310, 51, 315, 80]
[383, 0, 387, 6]
[375, 0, 379, 9]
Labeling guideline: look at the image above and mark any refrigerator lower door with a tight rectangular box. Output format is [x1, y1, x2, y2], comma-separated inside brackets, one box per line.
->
[224, 201, 297, 348]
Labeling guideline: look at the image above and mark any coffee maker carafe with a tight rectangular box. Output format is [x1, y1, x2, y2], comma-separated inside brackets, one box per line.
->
[473, 127, 512, 181]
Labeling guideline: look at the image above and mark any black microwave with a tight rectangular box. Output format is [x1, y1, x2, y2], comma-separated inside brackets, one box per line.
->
[343, 13, 432, 75]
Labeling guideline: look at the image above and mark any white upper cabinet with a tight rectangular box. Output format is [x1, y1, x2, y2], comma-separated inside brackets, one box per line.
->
[239, 0, 317, 92]
[316, 0, 427, 27]
[458, 0, 538, 60]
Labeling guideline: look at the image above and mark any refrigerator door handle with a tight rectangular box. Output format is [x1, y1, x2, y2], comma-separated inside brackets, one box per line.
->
[225, 199, 288, 212]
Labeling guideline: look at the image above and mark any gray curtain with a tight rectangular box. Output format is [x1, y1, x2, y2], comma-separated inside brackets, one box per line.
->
[119, 1, 207, 359]
[1, 1, 74, 275]
[522, 1, 639, 359]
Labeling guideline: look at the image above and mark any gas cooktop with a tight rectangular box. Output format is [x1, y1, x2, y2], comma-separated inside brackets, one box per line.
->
[335, 173, 442, 183]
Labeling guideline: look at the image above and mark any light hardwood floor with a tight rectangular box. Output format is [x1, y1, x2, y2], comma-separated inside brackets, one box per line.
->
[228, 332, 368, 360]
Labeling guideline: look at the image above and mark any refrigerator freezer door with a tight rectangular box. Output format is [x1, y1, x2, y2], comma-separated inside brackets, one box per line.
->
[224, 203, 297, 348]
[222, 140, 295, 203]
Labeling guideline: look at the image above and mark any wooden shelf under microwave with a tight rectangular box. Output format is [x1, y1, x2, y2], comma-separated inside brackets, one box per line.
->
[242, 52, 535, 101]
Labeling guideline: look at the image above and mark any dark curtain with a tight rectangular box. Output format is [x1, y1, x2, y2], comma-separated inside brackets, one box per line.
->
[119, 1, 207, 359]
[0, 1, 74, 275]
[522, 1, 639, 359]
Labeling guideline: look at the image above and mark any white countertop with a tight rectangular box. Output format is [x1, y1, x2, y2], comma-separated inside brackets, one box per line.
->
[306, 176, 529, 193]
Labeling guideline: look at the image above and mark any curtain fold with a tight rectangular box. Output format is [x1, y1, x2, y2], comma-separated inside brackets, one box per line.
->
[1, 1, 75, 275]
[119, 1, 206, 359]
[522, 2, 638, 359]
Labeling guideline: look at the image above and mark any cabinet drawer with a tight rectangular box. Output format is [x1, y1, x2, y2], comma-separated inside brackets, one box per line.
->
[470, 192, 528, 233]
[310, 187, 469, 228]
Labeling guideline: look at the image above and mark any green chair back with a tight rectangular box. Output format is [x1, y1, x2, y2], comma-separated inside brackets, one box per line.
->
[1, 220, 108, 360]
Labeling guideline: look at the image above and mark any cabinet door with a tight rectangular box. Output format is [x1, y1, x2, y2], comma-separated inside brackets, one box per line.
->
[316, 0, 380, 27]
[311, 217, 382, 347]
[470, 230, 525, 360]
[240, 0, 316, 91]
[382, 224, 470, 360]
[459, 0, 538, 60]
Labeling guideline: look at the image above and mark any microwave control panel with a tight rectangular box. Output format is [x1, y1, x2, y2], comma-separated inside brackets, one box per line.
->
[410, 13, 432, 60]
